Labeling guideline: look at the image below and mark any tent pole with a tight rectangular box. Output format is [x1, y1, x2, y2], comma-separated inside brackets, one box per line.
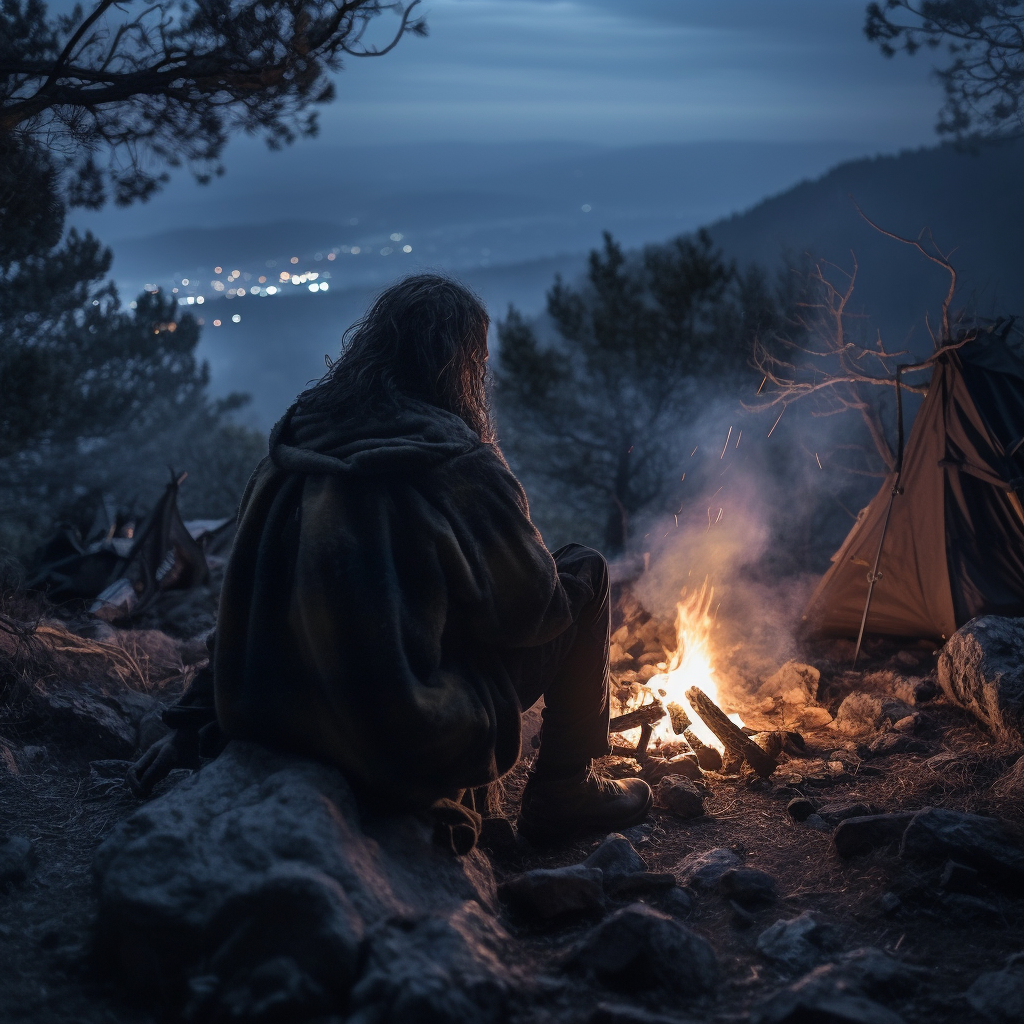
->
[853, 367, 908, 668]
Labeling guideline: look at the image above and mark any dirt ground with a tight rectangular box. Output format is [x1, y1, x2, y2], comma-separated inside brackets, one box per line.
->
[2, 622, 1024, 1023]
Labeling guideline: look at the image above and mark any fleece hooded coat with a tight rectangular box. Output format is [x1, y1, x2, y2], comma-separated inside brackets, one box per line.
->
[213, 397, 587, 805]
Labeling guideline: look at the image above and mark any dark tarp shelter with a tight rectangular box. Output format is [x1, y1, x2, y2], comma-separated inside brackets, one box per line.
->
[804, 333, 1024, 641]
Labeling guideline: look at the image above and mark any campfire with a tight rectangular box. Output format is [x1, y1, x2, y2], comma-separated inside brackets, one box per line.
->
[609, 576, 781, 779]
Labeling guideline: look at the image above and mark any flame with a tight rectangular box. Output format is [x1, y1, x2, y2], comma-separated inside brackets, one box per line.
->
[643, 577, 742, 753]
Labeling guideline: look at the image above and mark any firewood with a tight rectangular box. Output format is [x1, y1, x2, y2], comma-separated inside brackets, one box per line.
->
[684, 686, 778, 779]
[667, 702, 689, 734]
[608, 701, 665, 734]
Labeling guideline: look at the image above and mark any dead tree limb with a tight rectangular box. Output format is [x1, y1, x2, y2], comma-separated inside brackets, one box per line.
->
[685, 687, 777, 778]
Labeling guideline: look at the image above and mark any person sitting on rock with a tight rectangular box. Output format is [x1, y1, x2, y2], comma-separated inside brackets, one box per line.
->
[130, 274, 652, 844]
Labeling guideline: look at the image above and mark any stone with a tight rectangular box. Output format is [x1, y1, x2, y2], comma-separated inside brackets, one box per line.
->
[673, 847, 741, 889]
[864, 734, 923, 757]
[654, 887, 694, 918]
[796, 705, 835, 729]
[966, 966, 1024, 1022]
[787, 797, 817, 822]
[590, 1003, 691, 1024]
[756, 912, 837, 972]
[643, 755, 702, 783]
[804, 814, 832, 832]
[833, 694, 883, 737]
[655, 777, 708, 818]
[94, 741, 516, 1021]
[817, 802, 874, 826]
[938, 616, 1024, 740]
[899, 807, 1024, 883]
[758, 662, 821, 706]
[753, 989, 905, 1024]
[585, 833, 648, 881]
[500, 865, 606, 922]
[0, 836, 36, 886]
[940, 859, 979, 892]
[30, 680, 141, 758]
[718, 867, 778, 906]
[566, 902, 718, 997]
[833, 814, 917, 857]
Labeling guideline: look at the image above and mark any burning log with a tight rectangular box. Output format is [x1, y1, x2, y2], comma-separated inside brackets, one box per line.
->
[667, 702, 723, 771]
[608, 701, 665, 763]
[608, 701, 665, 734]
[685, 686, 778, 779]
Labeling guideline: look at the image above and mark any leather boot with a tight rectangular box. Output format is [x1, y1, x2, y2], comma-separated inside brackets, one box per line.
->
[517, 764, 652, 843]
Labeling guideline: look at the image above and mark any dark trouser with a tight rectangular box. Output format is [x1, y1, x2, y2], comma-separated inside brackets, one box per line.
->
[503, 543, 612, 772]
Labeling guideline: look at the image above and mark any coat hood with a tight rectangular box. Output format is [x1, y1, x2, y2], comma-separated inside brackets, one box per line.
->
[269, 398, 480, 477]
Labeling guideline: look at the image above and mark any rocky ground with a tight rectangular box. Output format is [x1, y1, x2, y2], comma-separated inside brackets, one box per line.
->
[3, 583, 1024, 1024]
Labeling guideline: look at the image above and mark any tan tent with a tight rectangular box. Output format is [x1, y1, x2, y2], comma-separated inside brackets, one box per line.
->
[804, 332, 1024, 641]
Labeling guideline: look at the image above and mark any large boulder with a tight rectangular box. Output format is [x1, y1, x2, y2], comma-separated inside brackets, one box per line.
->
[938, 616, 1024, 740]
[94, 741, 520, 1023]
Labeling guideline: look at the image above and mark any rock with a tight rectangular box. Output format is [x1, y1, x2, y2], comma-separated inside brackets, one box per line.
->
[833, 694, 883, 737]
[643, 755, 702, 783]
[940, 859, 979, 892]
[864, 734, 922, 757]
[833, 814, 917, 857]
[673, 847, 741, 889]
[585, 834, 647, 880]
[0, 836, 36, 886]
[818, 802, 874, 826]
[654, 887, 694, 918]
[655, 777, 708, 818]
[590, 1003, 691, 1024]
[879, 699, 916, 724]
[566, 902, 718, 997]
[787, 797, 817, 822]
[94, 741, 516, 1021]
[754, 989, 905, 1024]
[759, 662, 821, 706]
[719, 867, 778, 906]
[938, 616, 1024, 740]
[966, 966, 1024, 1022]
[756, 911, 837, 972]
[899, 807, 1024, 884]
[500, 865, 606, 922]
[796, 705, 835, 729]
[30, 680, 141, 758]
[804, 814, 832, 832]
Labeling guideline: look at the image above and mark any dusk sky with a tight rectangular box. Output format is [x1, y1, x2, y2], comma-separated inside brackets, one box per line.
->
[76, 0, 946, 241]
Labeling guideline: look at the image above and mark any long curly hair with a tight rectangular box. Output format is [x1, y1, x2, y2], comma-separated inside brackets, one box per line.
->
[299, 274, 493, 440]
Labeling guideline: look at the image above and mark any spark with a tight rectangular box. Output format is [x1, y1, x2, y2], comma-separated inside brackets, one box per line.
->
[715, 508, 723, 524]
[691, 446, 698, 457]
[735, 430, 742, 448]
[757, 376, 767, 395]
[720, 426, 733, 459]
[767, 407, 786, 438]
[673, 514, 678, 527]
[816, 452, 823, 470]
[680, 472, 686, 483]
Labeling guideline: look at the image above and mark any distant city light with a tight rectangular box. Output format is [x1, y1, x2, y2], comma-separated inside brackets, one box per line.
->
[214, 267, 223, 274]
[267, 286, 278, 295]
[308, 283, 318, 293]
[390, 233, 403, 242]
[319, 282, 329, 291]
[213, 319, 222, 326]
[182, 278, 189, 285]
[196, 296, 204, 304]
[309, 272, 318, 280]
[129, 300, 137, 309]
[315, 252, 323, 261]
[212, 281, 225, 291]
[350, 246, 360, 254]
[258, 276, 266, 284]
[582, 204, 592, 212]
[380, 247, 393, 256]
[290, 256, 299, 264]
[186, 296, 195, 304]
[250, 286, 260, 295]
[232, 314, 241, 323]
[172, 287, 178, 293]
[403, 245, 412, 253]
[327, 253, 336, 261]
[232, 269, 240, 276]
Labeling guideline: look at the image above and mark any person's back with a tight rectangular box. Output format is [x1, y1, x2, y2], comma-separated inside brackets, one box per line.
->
[132, 275, 651, 843]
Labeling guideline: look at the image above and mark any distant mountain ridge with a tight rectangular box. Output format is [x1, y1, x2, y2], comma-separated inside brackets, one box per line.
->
[707, 138, 1024, 351]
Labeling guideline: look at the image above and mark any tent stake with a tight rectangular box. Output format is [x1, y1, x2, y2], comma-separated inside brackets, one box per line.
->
[853, 367, 908, 667]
